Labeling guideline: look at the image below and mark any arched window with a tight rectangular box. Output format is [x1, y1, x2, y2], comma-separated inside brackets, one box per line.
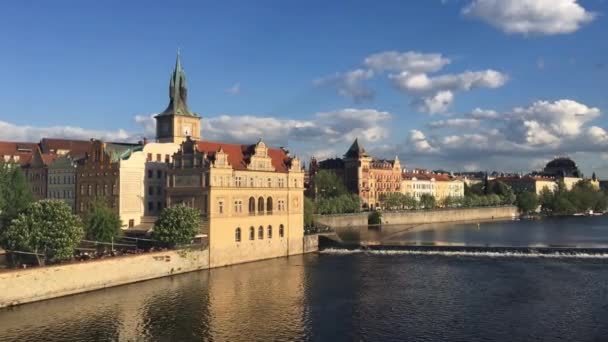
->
[249, 226, 255, 240]
[267, 225, 272, 239]
[279, 224, 284, 238]
[267, 197, 273, 214]
[235, 227, 241, 242]
[258, 197, 265, 213]
[258, 226, 264, 239]
[249, 197, 256, 215]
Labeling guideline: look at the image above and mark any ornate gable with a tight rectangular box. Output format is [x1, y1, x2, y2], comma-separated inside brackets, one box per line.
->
[247, 139, 276, 171]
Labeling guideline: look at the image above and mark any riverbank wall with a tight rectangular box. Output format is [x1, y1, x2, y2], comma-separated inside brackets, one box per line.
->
[0, 235, 320, 308]
[0, 248, 209, 309]
[314, 206, 518, 228]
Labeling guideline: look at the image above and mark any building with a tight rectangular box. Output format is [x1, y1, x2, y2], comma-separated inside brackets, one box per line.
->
[76, 140, 141, 218]
[318, 138, 401, 209]
[497, 176, 557, 195]
[536, 157, 599, 190]
[434, 174, 465, 203]
[47, 155, 81, 212]
[155, 50, 201, 144]
[401, 172, 435, 200]
[155, 52, 305, 267]
[0, 141, 37, 166]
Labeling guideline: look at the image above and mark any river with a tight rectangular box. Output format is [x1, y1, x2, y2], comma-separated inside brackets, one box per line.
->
[1, 216, 608, 341]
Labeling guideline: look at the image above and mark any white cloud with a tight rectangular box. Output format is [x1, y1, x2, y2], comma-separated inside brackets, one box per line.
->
[390, 69, 507, 114]
[134, 114, 157, 136]
[429, 118, 480, 129]
[0, 120, 133, 142]
[409, 129, 438, 153]
[468, 108, 499, 119]
[462, 0, 595, 36]
[313, 69, 374, 101]
[363, 51, 450, 73]
[225, 83, 241, 95]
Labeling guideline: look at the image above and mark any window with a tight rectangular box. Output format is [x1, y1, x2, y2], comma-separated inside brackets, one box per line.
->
[249, 197, 256, 215]
[218, 200, 224, 214]
[235, 227, 241, 242]
[156, 154, 161, 162]
[88, 185, 92, 195]
[234, 200, 242, 213]
[278, 178, 284, 188]
[157, 201, 162, 211]
[129, 219, 134, 228]
[147, 153, 152, 162]
[267, 197, 273, 214]
[112, 183, 117, 195]
[157, 186, 162, 195]
[148, 186, 154, 196]
[157, 170, 162, 179]
[80, 185, 85, 195]
[165, 154, 170, 163]
[267, 178, 272, 187]
[104, 184, 108, 195]
[268, 225, 272, 239]
[235, 177, 242, 187]
[258, 197, 265, 213]
[148, 201, 154, 211]
[249, 227, 255, 240]
[258, 226, 264, 239]
[148, 170, 153, 178]
[279, 224, 284, 238]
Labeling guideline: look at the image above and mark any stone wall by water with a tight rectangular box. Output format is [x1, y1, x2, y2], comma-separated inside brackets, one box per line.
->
[303, 234, 319, 253]
[0, 248, 209, 308]
[314, 206, 518, 228]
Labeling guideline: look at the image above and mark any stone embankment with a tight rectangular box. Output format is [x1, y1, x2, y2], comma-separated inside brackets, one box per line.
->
[314, 206, 518, 228]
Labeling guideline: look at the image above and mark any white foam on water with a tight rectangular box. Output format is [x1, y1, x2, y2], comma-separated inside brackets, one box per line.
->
[320, 248, 608, 259]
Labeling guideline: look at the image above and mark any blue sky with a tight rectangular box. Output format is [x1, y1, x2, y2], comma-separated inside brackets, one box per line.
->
[1, 0, 608, 176]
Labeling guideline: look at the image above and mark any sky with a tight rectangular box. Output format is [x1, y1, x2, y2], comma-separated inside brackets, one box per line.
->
[1, 0, 608, 176]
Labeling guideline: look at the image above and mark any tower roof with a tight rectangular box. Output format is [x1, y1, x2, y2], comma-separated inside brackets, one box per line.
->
[344, 138, 368, 159]
[157, 50, 197, 117]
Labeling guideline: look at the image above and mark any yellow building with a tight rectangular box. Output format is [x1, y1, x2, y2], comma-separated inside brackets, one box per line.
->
[401, 171, 464, 203]
[434, 175, 465, 203]
[156, 52, 305, 268]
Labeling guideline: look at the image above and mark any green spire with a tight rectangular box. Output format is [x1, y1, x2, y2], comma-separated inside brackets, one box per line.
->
[158, 49, 196, 117]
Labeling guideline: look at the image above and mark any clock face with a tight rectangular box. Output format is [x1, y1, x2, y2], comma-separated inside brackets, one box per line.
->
[182, 124, 192, 136]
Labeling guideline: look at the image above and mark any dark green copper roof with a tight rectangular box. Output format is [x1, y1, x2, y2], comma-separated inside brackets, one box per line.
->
[156, 50, 198, 117]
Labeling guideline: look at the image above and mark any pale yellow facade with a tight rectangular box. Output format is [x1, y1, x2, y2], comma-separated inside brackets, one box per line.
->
[435, 179, 465, 202]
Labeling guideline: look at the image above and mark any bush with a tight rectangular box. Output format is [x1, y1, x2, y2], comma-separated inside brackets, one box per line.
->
[153, 206, 200, 248]
[85, 200, 122, 243]
[516, 191, 539, 215]
[1, 200, 84, 266]
[368, 211, 382, 225]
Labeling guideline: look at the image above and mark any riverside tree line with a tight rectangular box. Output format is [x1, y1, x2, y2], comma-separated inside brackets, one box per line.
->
[305, 170, 608, 226]
[0, 162, 200, 267]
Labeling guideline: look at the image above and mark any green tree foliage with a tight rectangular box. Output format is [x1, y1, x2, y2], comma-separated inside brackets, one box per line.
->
[368, 211, 382, 225]
[419, 194, 436, 209]
[313, 170, 348, 199]
[0, 162, 33, 227]
[538, 180, 608, 215]
[153, 206, 200, 248]
[516, 191, 539, 214]
[85, 199, 122, 242]
[315, 194, 361, 215]
[379, 193, 418, 210]
[1, 200, 84, 266]
[304, 197, 315, 227]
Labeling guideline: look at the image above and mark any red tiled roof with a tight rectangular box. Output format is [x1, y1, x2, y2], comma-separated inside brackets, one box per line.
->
[0, 141, 37, 166]
[196, 141, 290, 173]
[39, 138, 92, 157]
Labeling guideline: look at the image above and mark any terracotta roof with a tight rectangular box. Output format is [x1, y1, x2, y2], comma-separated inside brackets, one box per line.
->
[39, 138, 92, 157]
[196, 140, 290, 173]
[0, 141, 37, 166]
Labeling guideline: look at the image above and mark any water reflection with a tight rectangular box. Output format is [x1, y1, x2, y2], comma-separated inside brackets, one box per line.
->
[335, 215, 608, 248]
[0, 256, 307, 342]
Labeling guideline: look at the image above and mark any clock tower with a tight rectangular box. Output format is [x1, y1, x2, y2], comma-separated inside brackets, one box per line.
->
[155, 50, 201, 143]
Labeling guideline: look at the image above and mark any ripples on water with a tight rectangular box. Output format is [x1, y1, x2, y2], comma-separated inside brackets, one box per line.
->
[2, 217, 608, 341]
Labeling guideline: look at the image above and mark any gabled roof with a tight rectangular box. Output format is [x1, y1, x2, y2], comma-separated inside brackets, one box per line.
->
[0, 141, 38, 166]
[196, 140, 290, 173]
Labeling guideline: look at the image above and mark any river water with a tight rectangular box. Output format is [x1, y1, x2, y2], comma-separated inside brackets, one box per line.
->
[2, 216, 608, 341]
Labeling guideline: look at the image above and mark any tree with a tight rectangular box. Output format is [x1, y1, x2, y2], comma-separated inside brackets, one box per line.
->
[380, 193, 403, 210]
[313, 170, 347, 199]
[516, 191, 539, 215]
[419, 194, 436, 209]
[85, 199, 122, 243]
[0, 162, 33, 227]
[368, 211, 382, 225]
[304, 197, 315, 227]
[153, 206, 200, 248]
[1, 200, 84, 266]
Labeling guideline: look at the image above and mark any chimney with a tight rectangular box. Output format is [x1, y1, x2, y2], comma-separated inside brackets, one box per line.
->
[143, 137, 148, 146]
